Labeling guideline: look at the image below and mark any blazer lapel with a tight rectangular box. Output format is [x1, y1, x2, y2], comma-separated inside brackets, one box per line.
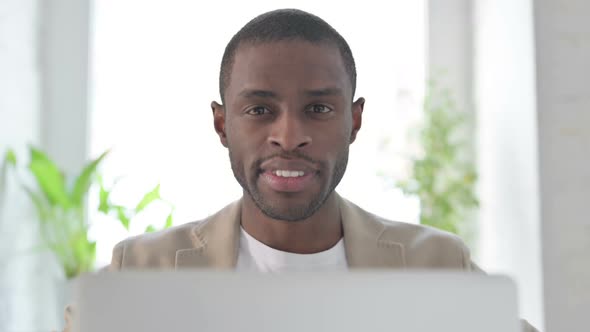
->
[175, 200, 242, 269]
[339, 194, 406, 269]
[174, 194, 406, 270]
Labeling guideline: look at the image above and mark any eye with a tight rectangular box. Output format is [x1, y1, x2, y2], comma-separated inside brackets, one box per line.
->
[308, 104, 332, 114]
[246, 106, 271, 116]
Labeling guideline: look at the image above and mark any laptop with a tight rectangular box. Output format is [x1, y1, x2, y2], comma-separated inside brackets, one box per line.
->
[70, 271, 520, 332]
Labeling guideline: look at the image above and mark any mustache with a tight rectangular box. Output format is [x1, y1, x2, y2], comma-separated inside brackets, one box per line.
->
[254, 151, 320, 171]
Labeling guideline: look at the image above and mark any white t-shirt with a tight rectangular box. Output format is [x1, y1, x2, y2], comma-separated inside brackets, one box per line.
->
[235, 227, 348, 272]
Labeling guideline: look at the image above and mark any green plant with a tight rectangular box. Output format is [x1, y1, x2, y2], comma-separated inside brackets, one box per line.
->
[397, 81, 479, 239]
[1, 146, 174, 279]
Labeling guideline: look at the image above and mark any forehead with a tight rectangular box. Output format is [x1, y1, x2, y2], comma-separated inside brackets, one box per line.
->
[226, 40, 351, 99]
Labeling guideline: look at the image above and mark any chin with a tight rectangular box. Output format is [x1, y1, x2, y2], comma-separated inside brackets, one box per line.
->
[259, 205, 317, 222]
[254, 189, 330, 222]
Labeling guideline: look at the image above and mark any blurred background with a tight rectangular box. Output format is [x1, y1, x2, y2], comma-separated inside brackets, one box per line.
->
[1, 0, 589, 331]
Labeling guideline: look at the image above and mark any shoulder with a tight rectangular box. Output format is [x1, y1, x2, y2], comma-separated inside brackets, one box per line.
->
[381, 218, 471, 268]
[109, 219, 206, 270]
[108, 199, 241, 270]
[340, 196, 472, 269]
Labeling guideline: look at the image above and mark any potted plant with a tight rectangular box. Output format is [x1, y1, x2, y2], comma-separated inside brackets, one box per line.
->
[397, 81, 479, 243]
[1, 146, 174, 279]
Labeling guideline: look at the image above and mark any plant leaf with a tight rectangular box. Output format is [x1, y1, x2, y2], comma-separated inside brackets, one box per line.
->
[68, 233, 96, 278]
[98, 178, 110, 214]
[70, 150, 109, 206]
[115, 206, 130, 230]
[28, 146, 71, 209]
[82, 240, 97, 274]
[399, 81, 479, 241]
[21, 185, 51, 221]
[4, 149, 17, 167]
[164, 213, 173, 228]
[144, 225, 156, 233]
[135, 183, 161, 213]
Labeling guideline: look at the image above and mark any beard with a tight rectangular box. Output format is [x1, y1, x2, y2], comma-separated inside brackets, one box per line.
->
[229, 148, 349, 222]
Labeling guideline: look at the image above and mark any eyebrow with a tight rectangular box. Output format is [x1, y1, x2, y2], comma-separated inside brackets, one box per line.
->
[238, 87, 343, 99]
[238, 89, 279, 99]
[304, 87, 343, 97]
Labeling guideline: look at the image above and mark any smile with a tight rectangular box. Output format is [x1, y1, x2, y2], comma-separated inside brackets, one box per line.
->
[261, 170, 315, 193]
[273, 170, 306, 178]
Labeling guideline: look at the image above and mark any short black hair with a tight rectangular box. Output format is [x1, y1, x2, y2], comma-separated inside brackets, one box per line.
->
[219, 9, 357, 102]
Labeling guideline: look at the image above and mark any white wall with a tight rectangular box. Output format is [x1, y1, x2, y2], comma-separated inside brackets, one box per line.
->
[475, 1, 590, 330]
[0, 1, 43, 330]
[473, 0, 543, 329]
[533, 1, 590, 331]
[40, 0, 90, 174]
[428, 0, 473, 115]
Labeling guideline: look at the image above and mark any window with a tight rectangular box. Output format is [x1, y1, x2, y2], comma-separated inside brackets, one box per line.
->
[90, 0, 426, 266]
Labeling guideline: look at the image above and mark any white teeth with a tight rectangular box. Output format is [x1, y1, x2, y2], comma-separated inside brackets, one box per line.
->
[274, 170, 305, 177]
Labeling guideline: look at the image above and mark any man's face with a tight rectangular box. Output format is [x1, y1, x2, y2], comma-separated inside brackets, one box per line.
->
[213, 40, 363, 222]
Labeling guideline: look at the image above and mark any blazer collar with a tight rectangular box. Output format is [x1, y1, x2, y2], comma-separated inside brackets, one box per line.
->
[175, 200, 241, 269]
[175, 193, 406, 269]
[339, 194, 406, 269]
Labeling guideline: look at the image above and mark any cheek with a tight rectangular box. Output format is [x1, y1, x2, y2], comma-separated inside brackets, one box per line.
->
[322, 121, 351, 146]
[228, 117, 271, 150]
[317, 130, 350, 165]
[225, 119, 247, 150]
[226, 122, 262, 170]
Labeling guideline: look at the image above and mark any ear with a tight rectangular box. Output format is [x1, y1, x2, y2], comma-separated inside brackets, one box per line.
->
[211, 101, 228, 147]
[349, 97, 365, 144]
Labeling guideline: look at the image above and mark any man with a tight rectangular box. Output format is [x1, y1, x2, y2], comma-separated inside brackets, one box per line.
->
[64, 8, 538, 331]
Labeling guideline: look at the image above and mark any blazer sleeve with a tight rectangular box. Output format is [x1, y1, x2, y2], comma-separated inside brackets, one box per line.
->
[108, 240, 125, 271]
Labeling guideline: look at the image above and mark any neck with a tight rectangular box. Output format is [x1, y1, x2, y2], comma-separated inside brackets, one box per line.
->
[240, 192, 342, 254]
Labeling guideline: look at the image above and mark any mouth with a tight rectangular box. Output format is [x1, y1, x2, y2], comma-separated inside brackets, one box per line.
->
[258, 158, 319, 193]
[260, 170, 316, 193]
[270, 170, 307, 177]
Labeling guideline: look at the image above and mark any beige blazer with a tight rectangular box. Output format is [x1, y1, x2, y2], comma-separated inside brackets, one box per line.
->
[68, 194, 539, 332]
[109, 194, 478, 271]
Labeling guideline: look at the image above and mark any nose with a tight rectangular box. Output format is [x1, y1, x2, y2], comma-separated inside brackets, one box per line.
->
[267, 112, 312, 151]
